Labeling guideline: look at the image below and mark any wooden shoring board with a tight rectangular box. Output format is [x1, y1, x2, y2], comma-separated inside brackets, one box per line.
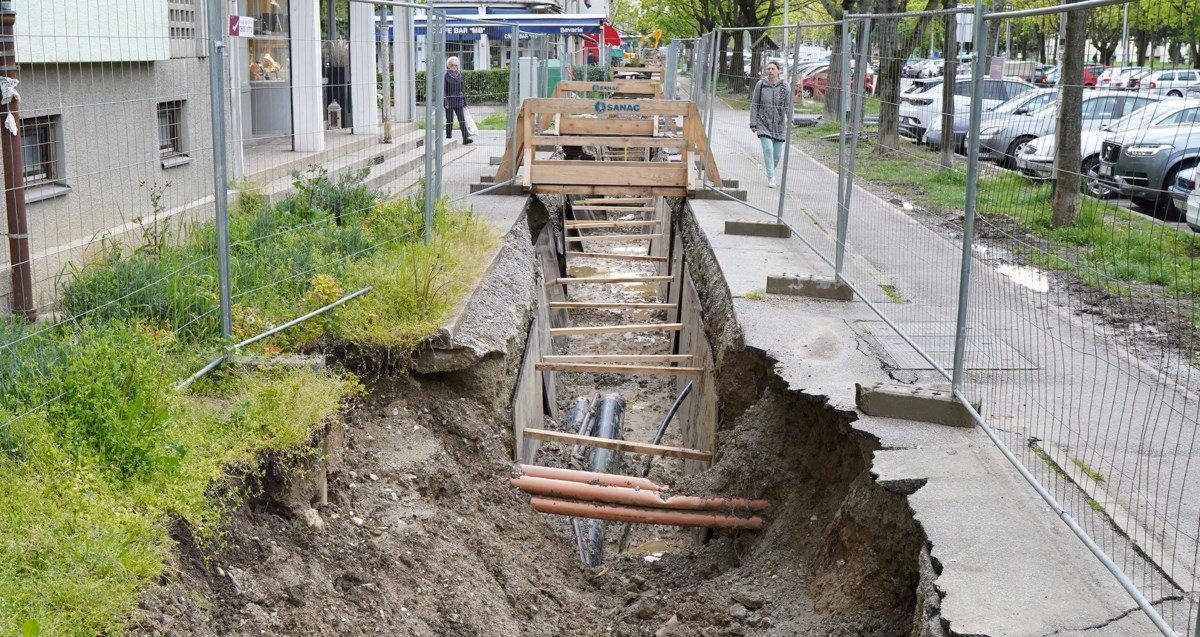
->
[683, 102, 723, 186]
[551, 80, 664, 98]
[535, 362, 704, 376]
[527, 98, 690, 117]
[564, 252, 666, 262]
[570, 205, 657, 212]
[543, 354, 693, 363]
[564, 234, 663, 242]
[550, 323, 683, 336]
[494, 110, 525, 183]
[557, 118, 657, 137]
[522, 428, 711, 461]
[532, 135, 686, 149]
[542, 186, 689, 197]
[564, 220, 661, 229]
[547, 302, 677, 310]
[530, 163, 686, 189]
[550, 275, 674, 284]
[576, 197, 654, 205]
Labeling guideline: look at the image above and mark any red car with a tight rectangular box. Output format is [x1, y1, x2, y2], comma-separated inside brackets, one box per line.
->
[796, 70, 875, 98]
[1082, 64, 1109, 86]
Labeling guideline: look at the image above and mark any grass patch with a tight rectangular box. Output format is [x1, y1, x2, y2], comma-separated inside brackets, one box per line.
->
[1072, 458, 1106, 483]
[1086, 497, 1106, 513]
[475, 111, 508, 130]
[880, 284, 906, 303]
[0, 167, 497, 635]
[744, 289, 766, 301]
[0, 320, 360, 636]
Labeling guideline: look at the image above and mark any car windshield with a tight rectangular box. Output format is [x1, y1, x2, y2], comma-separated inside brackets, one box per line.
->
[1105, 102, 1188, 133]
[905, 80, 941, 94]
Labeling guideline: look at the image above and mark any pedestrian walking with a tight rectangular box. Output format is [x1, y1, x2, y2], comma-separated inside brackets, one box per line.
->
[749, 61, 791, 188]
[444, 56, 473, 145]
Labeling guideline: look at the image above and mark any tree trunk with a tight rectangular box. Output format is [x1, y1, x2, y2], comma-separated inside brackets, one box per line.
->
[874, 0, 902, 154]
[938, 4, 956, 169]
[1050, 0, 1086, 228]
[824, 24, 844, 121]
[1135, 30, 1150, 66]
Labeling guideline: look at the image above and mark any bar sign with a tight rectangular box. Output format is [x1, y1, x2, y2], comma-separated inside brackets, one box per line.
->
[229, 16, 255, 38]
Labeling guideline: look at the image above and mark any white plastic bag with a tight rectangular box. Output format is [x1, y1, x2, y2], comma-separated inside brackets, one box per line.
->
[465, 108, 479, 136]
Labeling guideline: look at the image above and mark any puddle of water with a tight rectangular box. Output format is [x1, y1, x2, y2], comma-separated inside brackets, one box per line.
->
[568, 265, 608, 277]
[619, 281, 659, 296]
[996, 264, 1049, 293]
[609, 245, 651, 255]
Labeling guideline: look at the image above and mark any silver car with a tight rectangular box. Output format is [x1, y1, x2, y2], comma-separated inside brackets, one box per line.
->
[1098, 102, 1200, 215]
[974, 90, 1162, 169]
[1016, 100, 1197, 198]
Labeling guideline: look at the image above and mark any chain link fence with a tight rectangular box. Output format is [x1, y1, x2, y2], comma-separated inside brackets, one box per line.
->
[692, 0, 1200, 633]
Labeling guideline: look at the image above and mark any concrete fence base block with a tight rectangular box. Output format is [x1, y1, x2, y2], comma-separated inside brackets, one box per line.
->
[695, 188, 748, 202]
[855, 383, 980, 428]
[471, 182, 525, 195]
[725, 219, 791, 238]
[765, 274, 853, 300]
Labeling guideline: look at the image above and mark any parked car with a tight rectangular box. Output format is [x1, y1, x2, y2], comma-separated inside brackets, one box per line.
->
[918, 59, 945, 78]
[1096, 66, 1145, 88]
[1186, 174, 1200, 232]
[1139, 69, 1200, 98]
[1098, 101, 1200, 215]
[974, 90, 1163, 168]
[1031, 65, 1056, 85]
[1169, 167, 1195, 215]
[1082, 64, 1109, 86]
[796, 68, 874, 98]
[924, 87, 1057, 152]
[902, 58, 928, 78]
[1016, 99, 1192, 198]
[1124, 68, 1153, 89]
[898, 77, 1035, 145]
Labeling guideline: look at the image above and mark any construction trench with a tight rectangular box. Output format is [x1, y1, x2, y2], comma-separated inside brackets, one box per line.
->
[130, 89, 939, 636]
[129, 192, 938, 637]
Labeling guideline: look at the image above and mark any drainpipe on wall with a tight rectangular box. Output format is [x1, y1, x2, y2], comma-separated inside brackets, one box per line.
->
[0, 1, 35, 323]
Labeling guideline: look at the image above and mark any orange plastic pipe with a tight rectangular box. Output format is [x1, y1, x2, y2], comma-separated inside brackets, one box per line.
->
[528, 497, 764, 529]
[518, 464, 663, 491]
[511, 476, 770, 512]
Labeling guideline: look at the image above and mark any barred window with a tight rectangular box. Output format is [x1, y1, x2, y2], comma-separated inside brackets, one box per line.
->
[158, 101, 185, 158]
[21, 116, 61, 185]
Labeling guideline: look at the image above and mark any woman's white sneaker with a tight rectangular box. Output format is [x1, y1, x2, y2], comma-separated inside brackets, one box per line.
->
[768, 178, 777, 188]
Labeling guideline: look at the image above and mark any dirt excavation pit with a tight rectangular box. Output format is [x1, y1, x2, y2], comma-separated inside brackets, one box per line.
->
[131, 197, 930, 637]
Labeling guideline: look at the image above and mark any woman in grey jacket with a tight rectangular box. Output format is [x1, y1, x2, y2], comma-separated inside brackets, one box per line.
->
[749, 61, 791, 187]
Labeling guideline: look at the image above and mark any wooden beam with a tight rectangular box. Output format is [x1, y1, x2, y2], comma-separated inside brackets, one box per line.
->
[522, 428, 712, 461]
[530, 164, 685, 188]
[564, 252, 666, 262]
[532, 135, 687, 149]
[526, 98, 691, 117]
[570, 205, 657, 212]
[558, 119, 657, 137]
[535, 362, 703, 376]
[563, 234, 663, 242]
[551, 275, 674, 284]
[543, 354, 693, 363]
[540, 186, 689, 197]
[544, 301, 676, 309]
[564, 220, 661, 229]
[576, 197, 654, 205]
[549, 323, 682, 336]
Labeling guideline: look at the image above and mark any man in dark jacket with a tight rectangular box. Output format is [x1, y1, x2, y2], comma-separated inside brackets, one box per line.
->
[444, 56, 473, 144]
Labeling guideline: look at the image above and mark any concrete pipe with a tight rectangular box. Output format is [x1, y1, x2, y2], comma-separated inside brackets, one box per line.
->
[529, 497, 765, 530]
[518, 464, 663, 491]
[511, 476, 770, 512]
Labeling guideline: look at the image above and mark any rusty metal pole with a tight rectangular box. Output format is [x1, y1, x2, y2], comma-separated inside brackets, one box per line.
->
[0, 1, 34, 322]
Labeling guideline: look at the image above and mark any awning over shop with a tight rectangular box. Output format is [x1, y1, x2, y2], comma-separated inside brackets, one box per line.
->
[410, 13, 605, 41]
